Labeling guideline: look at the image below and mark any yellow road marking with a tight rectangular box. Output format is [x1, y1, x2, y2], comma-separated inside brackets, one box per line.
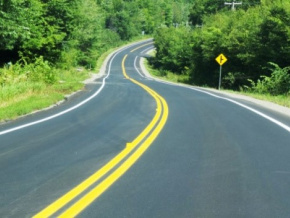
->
[33, 78, 162, 218]
[33, 52, 168, 218]
[130, 42, 153, 53]
[122, 55, 129, 79]
[59, 56, 168, 217]
[59, 102, 168, 217]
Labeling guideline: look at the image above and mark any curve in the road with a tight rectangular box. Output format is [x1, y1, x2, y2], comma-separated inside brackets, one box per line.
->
[33, 41, 168, 218]
[0, 40, 152, 136]
[138, 50, 290, 133]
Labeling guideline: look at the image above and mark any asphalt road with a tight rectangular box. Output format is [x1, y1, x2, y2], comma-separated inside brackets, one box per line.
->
[0, 40, 290, 218]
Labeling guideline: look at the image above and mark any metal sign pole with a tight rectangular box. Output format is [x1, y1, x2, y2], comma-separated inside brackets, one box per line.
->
[218, 65, 222, 90]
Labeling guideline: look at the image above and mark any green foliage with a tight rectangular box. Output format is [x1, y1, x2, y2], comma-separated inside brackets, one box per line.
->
[189, 0, 261, 26]
[0, 0, 196, 120]
[26, 56, 58, 84]
[248, 63, 290, 95]
[0, 65, 89, 121]
[256, 6, 290, 69]
[154, 27, 192, 74]
[0, 82, 45, 102]
[0, 56, 58, 85]
[0, 0, 66, 63]
[153, 0, 290, 93]
[1, 0, 193, 70]
[189, 0, 225, 26]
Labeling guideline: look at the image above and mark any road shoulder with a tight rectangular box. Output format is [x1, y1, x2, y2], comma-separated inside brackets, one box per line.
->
[140, 55, 290, 119]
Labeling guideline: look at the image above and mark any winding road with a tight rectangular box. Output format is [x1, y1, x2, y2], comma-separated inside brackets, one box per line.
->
[0, 40, 290, 218]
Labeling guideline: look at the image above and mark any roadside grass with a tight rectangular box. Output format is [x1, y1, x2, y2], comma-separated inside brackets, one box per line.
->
[144, 59, 190, 84]
[143, 49, 190, 84]
[0, 69, 88, 122]
[0, 36, 151, 123]
[144, 57, 290, 109]
[230, 91, 290, 108]
[0, 93, 63, 121]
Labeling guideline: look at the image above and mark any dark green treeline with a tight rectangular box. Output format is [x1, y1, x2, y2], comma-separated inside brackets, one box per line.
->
[0, 0, 193, 69]
[1, 0, 289, 94]
[153, 0, 290, 94]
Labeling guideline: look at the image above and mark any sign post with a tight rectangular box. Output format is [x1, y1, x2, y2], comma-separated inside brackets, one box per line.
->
[215, 53, 228, 90]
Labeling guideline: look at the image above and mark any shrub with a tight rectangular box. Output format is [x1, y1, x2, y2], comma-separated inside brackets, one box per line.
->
[0, 57, 58, 86]
[26, 56, 58, 84]
[249, 63, 290, 95]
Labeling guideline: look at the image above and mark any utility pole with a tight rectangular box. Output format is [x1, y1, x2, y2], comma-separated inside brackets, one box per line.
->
[224, 1, 242, 11]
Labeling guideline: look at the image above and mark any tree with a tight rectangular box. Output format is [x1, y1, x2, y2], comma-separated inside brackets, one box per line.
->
[257, 7, 290, 71]
[154, 0, 290, 91]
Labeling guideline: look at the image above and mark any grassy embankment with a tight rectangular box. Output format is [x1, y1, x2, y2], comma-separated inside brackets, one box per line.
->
[0, 37, 150, 122]
[144, 52, 290, 108]
[0, 68, 88, 122]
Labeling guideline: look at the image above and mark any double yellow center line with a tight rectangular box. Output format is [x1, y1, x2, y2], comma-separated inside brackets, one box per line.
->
[33, 53, 168, 217]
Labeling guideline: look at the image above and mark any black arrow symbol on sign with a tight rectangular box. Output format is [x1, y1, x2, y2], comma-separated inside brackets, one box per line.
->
[220, 55, 224, 64]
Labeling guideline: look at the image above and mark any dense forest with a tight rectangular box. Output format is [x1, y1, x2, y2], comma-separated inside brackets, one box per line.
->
[0, 0, 289, 100]
[0, 0, 194, 69]
[153, 0, 290, 95]
[0, 0, 196, 120]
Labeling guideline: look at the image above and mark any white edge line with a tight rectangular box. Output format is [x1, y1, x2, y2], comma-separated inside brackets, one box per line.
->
[190, 87, 290, 133]
[141, 46, 154, 54]
[134, 57, 144, 78]
[139, 49, 290, 134]
[0, 40, 152, 136]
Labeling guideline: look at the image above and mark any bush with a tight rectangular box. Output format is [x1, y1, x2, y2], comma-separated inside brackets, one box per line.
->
[0, 57, 58, 86]
[26, 56, 58, 84]
[248, 63, 290, 95]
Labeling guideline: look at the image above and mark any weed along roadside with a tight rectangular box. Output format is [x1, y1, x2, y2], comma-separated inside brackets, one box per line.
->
[0, 64, 89, 123]
[0, 38, 150, 123]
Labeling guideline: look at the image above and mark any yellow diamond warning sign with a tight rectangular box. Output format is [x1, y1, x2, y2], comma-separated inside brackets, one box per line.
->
[215, 54, 228, 66]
